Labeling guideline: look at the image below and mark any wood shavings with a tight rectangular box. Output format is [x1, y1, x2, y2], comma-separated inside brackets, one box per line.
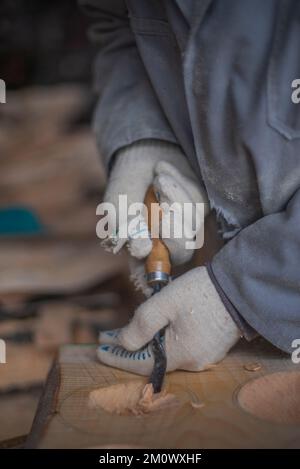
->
[188, 389, 205, 410]
[190, 401, 205, 410]
[243, 362, 262, 372]
[89, 381, 179, 416]
[137, 383, 179, 415]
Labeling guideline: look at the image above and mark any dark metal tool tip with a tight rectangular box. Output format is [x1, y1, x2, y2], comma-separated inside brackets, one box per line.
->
[149, 283, 167, 393]
[149, 331, 167, 393]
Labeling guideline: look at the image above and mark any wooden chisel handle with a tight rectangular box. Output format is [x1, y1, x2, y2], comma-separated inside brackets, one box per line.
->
[144, 186, 171, 285]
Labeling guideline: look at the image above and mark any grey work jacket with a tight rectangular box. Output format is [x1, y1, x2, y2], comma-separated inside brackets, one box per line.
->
[80, 0, 300, 353]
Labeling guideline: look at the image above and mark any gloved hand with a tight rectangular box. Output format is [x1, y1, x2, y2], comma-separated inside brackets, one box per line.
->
[97, 267, 241, 375]
[102, 139, 210, 295]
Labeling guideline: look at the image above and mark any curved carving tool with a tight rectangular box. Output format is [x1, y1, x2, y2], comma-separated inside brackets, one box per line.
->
[144, 186, 171, 393]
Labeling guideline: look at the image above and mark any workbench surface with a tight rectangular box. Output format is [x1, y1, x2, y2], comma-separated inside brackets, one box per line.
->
[26, 340, 300, 449]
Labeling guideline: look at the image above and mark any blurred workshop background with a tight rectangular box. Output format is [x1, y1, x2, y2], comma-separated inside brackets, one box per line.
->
[0, 0, 136, 447]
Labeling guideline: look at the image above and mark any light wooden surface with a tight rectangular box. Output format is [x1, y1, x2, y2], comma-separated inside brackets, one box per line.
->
[0, 344, 51, 391]
[0, 392, 40, 444]
[0, 239, 128, 296]
[26, 340, 300, 448]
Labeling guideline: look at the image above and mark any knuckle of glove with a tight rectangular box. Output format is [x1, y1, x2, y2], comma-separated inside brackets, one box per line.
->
[128, 237, 152, 259]
[118, 328, 140, 351]
[118, 311, 148, 351]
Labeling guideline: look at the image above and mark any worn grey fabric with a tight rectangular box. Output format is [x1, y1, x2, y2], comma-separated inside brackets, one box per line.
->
[80, 0, 300, 353]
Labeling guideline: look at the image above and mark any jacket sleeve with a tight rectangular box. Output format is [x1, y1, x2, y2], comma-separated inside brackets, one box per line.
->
[79, 0, 178, 169]
[208, 188, 300, 353]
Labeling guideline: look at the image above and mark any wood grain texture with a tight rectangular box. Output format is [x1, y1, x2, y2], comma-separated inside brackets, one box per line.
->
[0, 239, 128, 296]
[26, 340, 300, 448]
[0, 344, 52, 391]
[238, 371, 300, 424]
[0, 393, 40, 443]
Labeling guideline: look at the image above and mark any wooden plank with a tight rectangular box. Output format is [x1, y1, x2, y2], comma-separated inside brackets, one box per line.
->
[0, 86, 106, 238]
[0, 435, 27, 449]
[34, 304, 74, 352]
[0, 344, 52, 392]
[25, 360, 60, 449]
[0, 392, 40, 443]
[26, 340, 300, 448]
[0, 239, 128, 296]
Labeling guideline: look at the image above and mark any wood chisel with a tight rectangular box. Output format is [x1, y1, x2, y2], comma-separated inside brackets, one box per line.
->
[144, 186, 171, 393]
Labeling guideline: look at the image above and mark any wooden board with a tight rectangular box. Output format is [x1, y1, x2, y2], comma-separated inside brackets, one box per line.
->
[0, 391, 40, 443]
[0, 344, 52, 392]
[0, 239, 128, 296]
[0, 86, 106, 238]
[25, 340, 300, 449]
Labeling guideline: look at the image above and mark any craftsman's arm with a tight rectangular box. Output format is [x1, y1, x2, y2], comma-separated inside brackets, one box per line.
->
[79, 0, 177, 169]
[209, 187, 300, 353]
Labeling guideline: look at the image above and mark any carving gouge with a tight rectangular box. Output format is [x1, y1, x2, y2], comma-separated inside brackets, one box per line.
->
[144, 186, 171, 393]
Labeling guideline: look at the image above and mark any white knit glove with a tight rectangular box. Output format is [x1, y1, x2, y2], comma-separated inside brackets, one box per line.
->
[97, 267, 241, 375]
[102, 140, 210, 295]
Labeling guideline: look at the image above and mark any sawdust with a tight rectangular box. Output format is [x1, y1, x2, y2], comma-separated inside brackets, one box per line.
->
[88, 381, 179, 416]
